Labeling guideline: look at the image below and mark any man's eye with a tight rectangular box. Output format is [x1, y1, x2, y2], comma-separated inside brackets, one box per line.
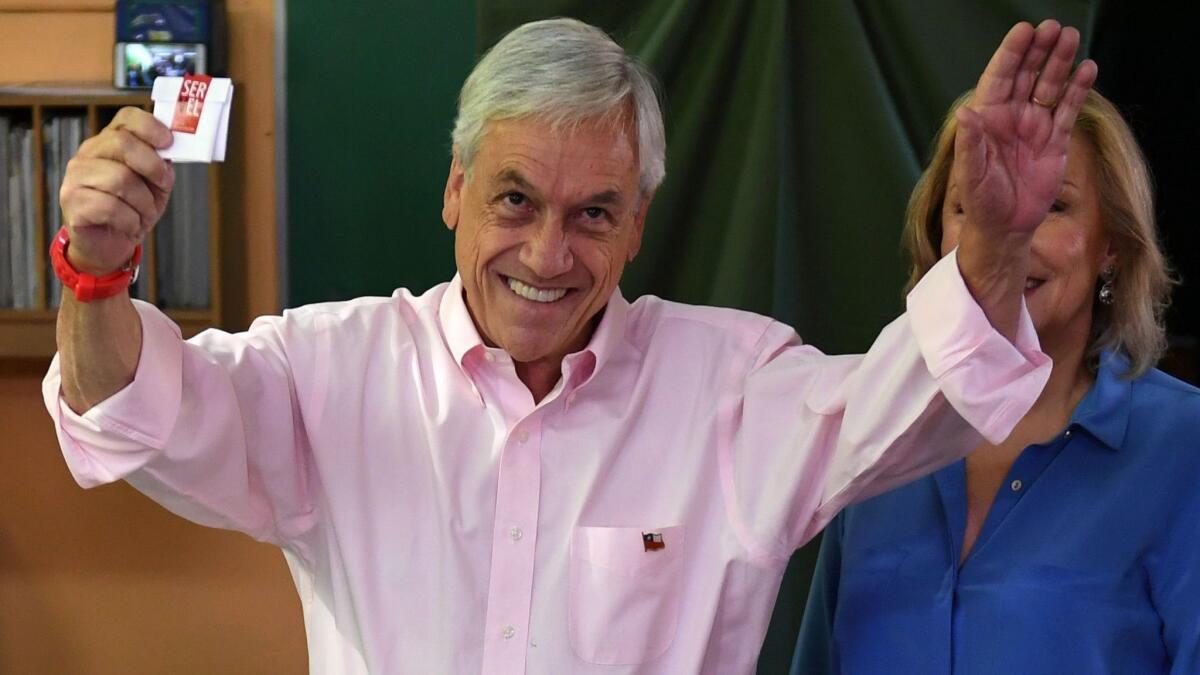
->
[584, 206, 606, 219]
[504, 192, 526, 207]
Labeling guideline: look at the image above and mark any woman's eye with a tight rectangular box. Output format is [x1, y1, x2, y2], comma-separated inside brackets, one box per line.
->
[1050, 200, 1067, 213]
[952, 202, 964, 215]
[504, 192, 526, 207]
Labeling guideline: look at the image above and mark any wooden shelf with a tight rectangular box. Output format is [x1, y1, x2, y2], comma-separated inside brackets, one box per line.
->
[0, 309, 218, 359]
[0, 83, 223, 358]
[0, 84, 151, 108]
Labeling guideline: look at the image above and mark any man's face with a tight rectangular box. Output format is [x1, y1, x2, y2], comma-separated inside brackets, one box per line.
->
[442, 115, 650, 366]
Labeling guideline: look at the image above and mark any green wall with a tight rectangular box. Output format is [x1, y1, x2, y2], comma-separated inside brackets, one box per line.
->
[286, 2, 476, 304]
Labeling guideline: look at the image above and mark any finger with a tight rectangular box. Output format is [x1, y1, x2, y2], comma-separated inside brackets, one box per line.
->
[63, 186, 142, 240]
[1051, 59, 1099, 143]
[79, 127, 173, 192]
[954, 106, 989, 189]
[1012, 19, 1062, 103]
[975, 22, 1036, 106]
[63, 157, 159, 229]
[109, 106, 174, 149]
[1032, 26, 1082, 107]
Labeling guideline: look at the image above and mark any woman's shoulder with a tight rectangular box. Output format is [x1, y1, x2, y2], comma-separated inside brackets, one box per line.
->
[1129, 366, 1200, 421]
[1119, 367, 1200, 481]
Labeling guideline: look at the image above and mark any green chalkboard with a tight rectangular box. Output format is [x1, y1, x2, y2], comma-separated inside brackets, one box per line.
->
[286, 1, 477, 305]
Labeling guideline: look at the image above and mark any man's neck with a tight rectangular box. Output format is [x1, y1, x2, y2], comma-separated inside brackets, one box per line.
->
[515, 358, 564, 404]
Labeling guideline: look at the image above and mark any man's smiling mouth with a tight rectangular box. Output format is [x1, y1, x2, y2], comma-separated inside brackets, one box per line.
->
[503, 275, 569, 303]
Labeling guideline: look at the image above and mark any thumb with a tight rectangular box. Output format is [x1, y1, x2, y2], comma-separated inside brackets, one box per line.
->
[151, 161, 176, 214]
[954, 106, 989, 190]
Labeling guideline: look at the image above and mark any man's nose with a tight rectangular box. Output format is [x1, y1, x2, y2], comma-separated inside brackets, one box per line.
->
[519, 217, 573, 279]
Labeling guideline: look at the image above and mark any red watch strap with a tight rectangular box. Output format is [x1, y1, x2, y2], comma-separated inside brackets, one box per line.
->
[49, 227, 142, 303]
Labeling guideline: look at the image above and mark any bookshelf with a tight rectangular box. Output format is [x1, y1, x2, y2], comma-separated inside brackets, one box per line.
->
[0, 84, 222, 358]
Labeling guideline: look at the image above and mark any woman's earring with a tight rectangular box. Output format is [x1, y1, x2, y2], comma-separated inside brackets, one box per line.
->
[1098, 266, 1116, 305]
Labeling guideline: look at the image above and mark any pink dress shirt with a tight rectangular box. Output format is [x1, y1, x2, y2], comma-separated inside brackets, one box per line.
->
[44, 251, 1049, 674]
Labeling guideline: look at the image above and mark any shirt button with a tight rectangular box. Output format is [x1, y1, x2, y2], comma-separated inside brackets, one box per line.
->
[1010, 479, 1023, 492]
[1064, 429, 1073, 439]
[502, 625, 516, 640]
[517, 429, 530, 444]
[510, 526, 523, 541]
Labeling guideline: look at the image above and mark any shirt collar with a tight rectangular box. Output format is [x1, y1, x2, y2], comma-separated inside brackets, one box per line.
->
[438, 273, 631, 385]
[1068, 349, 1133, 452]
[440, 274, 487, 369]
[573, 285, 630, 384]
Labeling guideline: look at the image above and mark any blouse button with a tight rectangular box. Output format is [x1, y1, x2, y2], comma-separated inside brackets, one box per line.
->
[1010, 479, 1023, 492]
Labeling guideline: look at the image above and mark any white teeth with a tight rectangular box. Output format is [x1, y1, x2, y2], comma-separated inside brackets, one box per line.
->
[507, 277, 568, 303]
[1025, 279, 1043, 290]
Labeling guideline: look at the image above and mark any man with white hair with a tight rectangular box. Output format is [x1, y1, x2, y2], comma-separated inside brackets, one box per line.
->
[46, 17, 1094, 674]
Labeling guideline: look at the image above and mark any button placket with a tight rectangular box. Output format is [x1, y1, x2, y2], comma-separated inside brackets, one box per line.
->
[479, 417, 543, 675]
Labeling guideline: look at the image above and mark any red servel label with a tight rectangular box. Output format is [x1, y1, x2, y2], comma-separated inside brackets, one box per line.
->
[171, 74, 214, 134]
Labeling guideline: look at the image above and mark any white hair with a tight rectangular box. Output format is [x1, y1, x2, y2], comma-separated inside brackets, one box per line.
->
[451, 18, 666, 195]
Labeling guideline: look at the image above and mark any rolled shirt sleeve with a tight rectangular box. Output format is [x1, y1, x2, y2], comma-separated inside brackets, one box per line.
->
[43, 299, 316, 549]
[728, 249, 1050, 559]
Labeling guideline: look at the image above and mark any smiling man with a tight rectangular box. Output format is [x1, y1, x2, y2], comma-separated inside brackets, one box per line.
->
[445, 111, 652, 401]
[45, 17, 1094, 675]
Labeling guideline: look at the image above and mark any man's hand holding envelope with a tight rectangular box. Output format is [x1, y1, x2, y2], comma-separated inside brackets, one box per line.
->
[58, 76, 232, 276]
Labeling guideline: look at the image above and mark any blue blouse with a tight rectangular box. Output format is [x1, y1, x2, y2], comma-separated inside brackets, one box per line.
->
[791, 352, 1200, 674]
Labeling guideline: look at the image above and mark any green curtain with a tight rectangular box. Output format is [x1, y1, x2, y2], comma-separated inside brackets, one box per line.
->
[476, 3, 1095, 673]
[479, 0, 1094, 350]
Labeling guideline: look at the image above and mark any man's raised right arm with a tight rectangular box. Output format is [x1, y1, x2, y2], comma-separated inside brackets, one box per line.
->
[46, 108, 316, 548]
[56, 107, 176, 413]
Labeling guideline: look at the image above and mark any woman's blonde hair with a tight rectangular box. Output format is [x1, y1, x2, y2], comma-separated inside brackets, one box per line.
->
[902, 89, 1175, 377]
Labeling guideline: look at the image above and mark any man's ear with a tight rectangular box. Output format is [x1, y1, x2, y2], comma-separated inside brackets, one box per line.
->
[442, 152, 466, 231]
[627, 190, 654, 261]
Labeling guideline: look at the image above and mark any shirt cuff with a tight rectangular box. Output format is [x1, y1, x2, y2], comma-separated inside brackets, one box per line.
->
[42, 300, 184, 486]
[906, 248, 1051, 444]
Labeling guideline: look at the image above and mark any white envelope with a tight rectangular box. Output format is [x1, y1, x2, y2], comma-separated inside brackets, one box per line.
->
[151, 76, 234, 163]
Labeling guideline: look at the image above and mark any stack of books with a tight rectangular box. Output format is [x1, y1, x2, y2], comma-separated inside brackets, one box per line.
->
[155, 163, 210, 309]
[1, 115, 36, 308]
[0, 111, 209, 310]
[42, 113, 88, 307]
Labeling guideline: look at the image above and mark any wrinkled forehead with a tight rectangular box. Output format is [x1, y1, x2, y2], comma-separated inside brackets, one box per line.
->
[473, 115, 641, 197]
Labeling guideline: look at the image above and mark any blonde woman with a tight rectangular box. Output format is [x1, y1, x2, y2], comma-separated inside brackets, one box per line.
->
[792, 89, 1198, 674]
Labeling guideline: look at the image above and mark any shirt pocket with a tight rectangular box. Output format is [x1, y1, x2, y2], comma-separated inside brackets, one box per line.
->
[568, 524, 686, 666]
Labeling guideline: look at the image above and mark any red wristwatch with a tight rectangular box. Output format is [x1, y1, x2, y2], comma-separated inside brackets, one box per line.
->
[49, 227, 142, 303]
